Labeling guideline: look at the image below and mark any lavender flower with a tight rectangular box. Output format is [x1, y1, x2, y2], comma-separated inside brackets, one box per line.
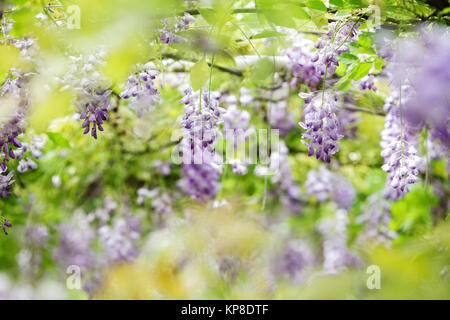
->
[313, 20, 362, 77]
[53, 211, 96, 269]
[284, 35, 321, 88]
[356, 193, 396, 247]
[59, 49, 112, 139]
[299, 92, 343, 163]
[98, 215, 140, 264]
[380, 87, 421, 200]
[137, 187, 173, 215]
[223, 103, 251, 174]
[120, 65, 160, 117]
[391, 27, 450, 149]
[177, 88, 224, 201]
[0, 171, 14, 199]
[304, 165, 356, 210]
[273, 240, 315, 284]
[269, 142, 303, 213]
[0, 216, 12, 235]
[239, 87, 254, 106]
[337, 109, 360, 138]
[318, 209, 362, 274]
[268, 101, 296, 138]
[159, 13, 195, 44]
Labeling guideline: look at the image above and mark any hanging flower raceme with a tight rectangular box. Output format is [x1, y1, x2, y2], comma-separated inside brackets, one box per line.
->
[356, 193, 396, 247]
[318, 209, 362, 274]
[269, 141, 303, 213]
[177, 88, 225, 201]
[0, 70, 33, 173]
[0, 215, 12, 235]
[299, 92, 343, 163]
[120, 64, 160, 117]
[159, 12, 196, 44]
[380, 87, 421, 201]
[58, 49, 112, 139]
[223, 100, 251, 175]
[304, 165, 356, 210]
[312, 20, 362, 77]
[389, 27, 450, 150]
[268, 100, 297, 138]
[283, 34, 321, 88]
[14, 136, 45, 173]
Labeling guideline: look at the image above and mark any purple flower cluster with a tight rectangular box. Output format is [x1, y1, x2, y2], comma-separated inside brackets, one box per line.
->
[223, 102, 251, 175]
[0, 70, 33, 180]
[269, 142, 303, 213]
[98, 215, 140, 264]
[313, 20, 361, 77]
[273, 239, 315, 284]
[380, 87, 421, 200]
[358, 74, 377, 91]
[268, 101, 296, 138]
[337, 109, 360, 138]
[304, 165, 356, 210]
[53, 211, 96, 269]
[59, 50, 112, 139]
[177, 89, 225, 201]
[389, 27, 450, 149]
[13, 136, 45, 173]
[299, 92, 343, 163]
[0, 216, 12, 235]
[318, 209, 362, 274]
[159, 12, 196, 44]
[356, 193, 396, 247]
[120, 65, 160, 117]
[137, 187, 173, 215]
[284, 36, 321, 88]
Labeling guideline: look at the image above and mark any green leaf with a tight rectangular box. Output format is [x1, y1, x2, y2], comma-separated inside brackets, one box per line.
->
[262, 8, 296, 28]
[251, 57, 274, 81]
[46, 132, 71, 149]
[337, 53, 358, 65]
[252, 30, 284, 39]
[374, 57, 385, 71]
[198, 8, 217, 25]
[336, 78, 352, 91]
[349, 62, 373, 81]
[306, 0, 327, 11]
[335, 63, 347, 77]
[190, 58, 210, 91]
[329, 0, 344, 7]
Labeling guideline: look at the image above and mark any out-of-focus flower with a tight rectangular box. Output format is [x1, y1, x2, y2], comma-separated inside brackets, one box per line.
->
[318, 209, 362, 274]
[304, 165, 356, 210]
[120, 64, 160, 117]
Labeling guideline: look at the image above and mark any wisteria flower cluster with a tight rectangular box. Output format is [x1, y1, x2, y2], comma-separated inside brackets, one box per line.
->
[59, 49, 112, 139]
[299, 92, 343, 163]
[318, 209, 362, 274]
[159, 12, 196, 44]
[356, 193, 396, 246]
[223, 100, 251, 175]
[177, 88, 225, 201]
[313, 20, 362, 77]
[0, 215, 12, 235]
[268, 141, 303, 213]
[380, 87, 421, 200]
[120, 64, 160, 117]
[283, 35, 321, 88]
[304, 165, 356, 210]
[388, 27, 450, 150]
[137, 187, 173, 215]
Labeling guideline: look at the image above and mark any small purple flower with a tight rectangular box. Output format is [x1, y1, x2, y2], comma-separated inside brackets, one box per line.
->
[299, 92, 343, 163]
